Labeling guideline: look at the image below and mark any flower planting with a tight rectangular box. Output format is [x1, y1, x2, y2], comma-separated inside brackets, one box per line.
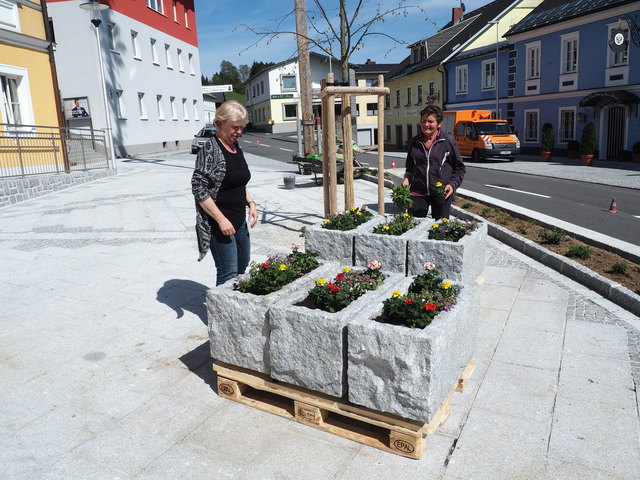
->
[381, 263, 460, 328]
[391, 184, 414, 212]
[432, 181, 446, 200]
[234, 243, 319, 295]
[322, 206, 373, 231]
[372, 213, 418, 236]
[308, 261, 385, 313]
[428, 218, 479, 242]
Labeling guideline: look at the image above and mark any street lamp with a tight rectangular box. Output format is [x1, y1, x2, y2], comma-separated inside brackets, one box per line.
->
[488, 20, 499, 118]
[79, 0, 116, 171]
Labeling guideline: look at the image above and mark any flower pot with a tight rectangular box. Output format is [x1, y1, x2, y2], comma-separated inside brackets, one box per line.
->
[283, 175, 296, 189]
[305, 215, 384, 266]
[206, 262, 331, 374]
[268, 269, 403, 397]
[581, 154, 594, 166]
[354, 217, 426, 274]
[540, 151, 552, 162]
[348, 280, 480, 422]
[405, 220, 488, 282]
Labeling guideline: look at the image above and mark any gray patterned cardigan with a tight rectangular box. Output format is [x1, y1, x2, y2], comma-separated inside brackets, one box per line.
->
[191, 138, 227, 261]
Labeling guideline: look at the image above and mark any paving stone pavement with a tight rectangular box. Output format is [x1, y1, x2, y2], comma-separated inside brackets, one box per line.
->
[1, 151, 638, 480]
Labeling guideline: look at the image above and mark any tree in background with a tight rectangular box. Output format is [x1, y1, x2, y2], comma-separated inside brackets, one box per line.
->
[211, 60, 245, 93]
[237, 0, 428, 81]
[249, 61, 277, 78]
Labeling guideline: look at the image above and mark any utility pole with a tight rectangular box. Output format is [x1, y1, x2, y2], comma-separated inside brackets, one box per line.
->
[294, 0, 315, 154]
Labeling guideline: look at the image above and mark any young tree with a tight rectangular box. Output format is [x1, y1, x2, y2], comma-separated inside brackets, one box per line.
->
[237, 0, 427, 81]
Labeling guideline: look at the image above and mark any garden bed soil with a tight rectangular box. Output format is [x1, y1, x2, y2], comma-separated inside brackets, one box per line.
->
[453, 196, 640, 294]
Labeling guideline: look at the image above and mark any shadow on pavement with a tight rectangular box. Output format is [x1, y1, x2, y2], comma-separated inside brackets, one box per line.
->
[179, 341, 218, 391]
[156, 279, 208, 324]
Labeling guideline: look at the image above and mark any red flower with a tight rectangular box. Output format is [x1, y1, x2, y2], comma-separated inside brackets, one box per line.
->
[405, 298, 414, 305]
[261, 263, 270, 269]
[424, 302, 437, 311]
[328, 283, 340, 293]
[336, 273, 345, 281]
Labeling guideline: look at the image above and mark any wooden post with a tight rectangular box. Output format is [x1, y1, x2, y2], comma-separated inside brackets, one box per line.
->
[341, 94, 354, 210]
[377, 75, 386, 215]
[326, 73, 338, 215]
[294, 0, 315, 154]
[321, 79, 330, 217]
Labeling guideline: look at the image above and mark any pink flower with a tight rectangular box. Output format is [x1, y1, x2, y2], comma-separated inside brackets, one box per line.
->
[423, 262, 436, 270]
[368, 260, 382, 270]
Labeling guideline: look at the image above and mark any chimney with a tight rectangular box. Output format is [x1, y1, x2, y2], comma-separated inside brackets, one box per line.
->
[452, 7, 463, 23]
[365, 59, 376, 64]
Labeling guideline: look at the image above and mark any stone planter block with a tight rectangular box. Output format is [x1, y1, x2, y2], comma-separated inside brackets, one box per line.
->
[406, 220, 487, 282]
[305, 215, 384, 265]
[206, 262, 334, 374]
[354, 217, 427, 274]
[348, 281, 480, 422]
[269, 270, 404, 397]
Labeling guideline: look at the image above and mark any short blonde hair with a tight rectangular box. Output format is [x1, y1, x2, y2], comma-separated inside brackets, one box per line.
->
[214, 100, 248, 128]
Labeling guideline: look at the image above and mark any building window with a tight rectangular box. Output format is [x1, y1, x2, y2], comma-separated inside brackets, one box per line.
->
[416, 84, 423, 105]
[283, 103, 298, 120]
[559, 108, 576, 142]
[131, 31, 140, 59]
[146, 0, 163, 14]
[193, 100, 199, 121]
[524, 110, 539, 142]
[525, 42, 540, 79]
[0, 70, 32, 125]
[406, 86, 412, 106]
[561, 33, 578, 74]
[252, 85, 256, 98]
[138, 92, 147, 119]
[482, 59, 496, 89]
[115, 90, 125, 119]
[0, 75, 21, 124]
[150, 38, 159, 65]
[172, 1, 178, 22]
[0, 1, 20, 32]
[188, 53, 194, 75]
[170, 96, 177, 120]
[456, 65, 468, 93]
[107, 22, 117, 52]
[365, 78, 375, 87]
[395, 89, 400, 107]
[156, 95, 164, 120]
[428, 81, 435, 96]
[165, 44, 172, 69]
[182, 98, 189, 120]
[281, 75, 296, 91]
[184, 8, 189, 28]
[385, 94, 390, 110]
[608, 24, 629, 66]
[366, 103, 378, 116]
[177, 49, 184, 72]
[385, 124, 391, 140]
[260, 80, 264, 95]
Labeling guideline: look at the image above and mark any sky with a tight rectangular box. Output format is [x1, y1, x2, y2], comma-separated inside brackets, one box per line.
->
[194, 0, 488, 78]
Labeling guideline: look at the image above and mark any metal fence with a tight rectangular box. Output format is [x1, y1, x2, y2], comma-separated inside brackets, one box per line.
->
[0, 123, 111, 179]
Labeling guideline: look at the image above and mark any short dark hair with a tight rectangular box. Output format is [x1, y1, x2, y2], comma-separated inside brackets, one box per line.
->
[419, 105, 443, 124]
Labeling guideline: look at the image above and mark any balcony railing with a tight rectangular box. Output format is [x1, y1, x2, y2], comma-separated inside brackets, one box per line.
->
[0, 123, 110, 179]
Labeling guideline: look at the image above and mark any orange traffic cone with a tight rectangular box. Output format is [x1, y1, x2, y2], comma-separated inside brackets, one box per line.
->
[609, 197, 618, 214]
[256, 140, 260, 144]
[391, 158, 396, 169]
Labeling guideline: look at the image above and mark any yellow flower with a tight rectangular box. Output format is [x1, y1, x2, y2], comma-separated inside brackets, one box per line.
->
[391, 291, 402, 298]
[403, 213, 410, 218]
[279, 264, 287, 271]
[324, 219, 330, 224]
[356, 211, 362, 215]
[350, 207, 356, 211]
[435, 181, 443, 187]
[383, 225, 390, 230]
[432, 224, 439, 229]
[316, 278, 326, 286]
[441, 218, 449, 223]
[442, 282, 451, 289]
[342, 267, 351, 273]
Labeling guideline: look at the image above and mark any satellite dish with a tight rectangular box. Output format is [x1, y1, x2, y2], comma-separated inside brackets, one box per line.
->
[461, 2, 466, 12]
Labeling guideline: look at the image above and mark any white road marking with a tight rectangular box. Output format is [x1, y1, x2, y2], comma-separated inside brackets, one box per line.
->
[634, 215, 640, 219]
[280, 147, 293, 152]
[258, 143, 271, 147]
[484, 184, 551, 198]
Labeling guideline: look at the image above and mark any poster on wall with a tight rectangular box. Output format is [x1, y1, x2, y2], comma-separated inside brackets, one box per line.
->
[63, 97, 91, 119]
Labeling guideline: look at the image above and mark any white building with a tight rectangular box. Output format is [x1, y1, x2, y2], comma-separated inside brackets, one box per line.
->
[47, 0, 204, 156]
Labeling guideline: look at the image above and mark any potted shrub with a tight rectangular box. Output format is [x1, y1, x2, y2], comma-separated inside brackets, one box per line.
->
[580, 122, 597, 166]
[567, 140, 579, 159]
[633, 141, 640, 163]
[540, 123, 554, 161]
[206, 243, 321, 374]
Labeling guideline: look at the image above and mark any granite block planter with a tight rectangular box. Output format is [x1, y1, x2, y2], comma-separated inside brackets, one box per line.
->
[269, 270, 404, 397]
[348, 280, 480, 422]
[406, 220, 487, 282]
[206, 262, 336, 374]
[354, 217, 427, 274]
[304, 215, 384, 265]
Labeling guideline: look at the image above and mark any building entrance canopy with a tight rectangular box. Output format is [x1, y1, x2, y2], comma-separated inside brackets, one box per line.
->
[578, 90, 640, 107]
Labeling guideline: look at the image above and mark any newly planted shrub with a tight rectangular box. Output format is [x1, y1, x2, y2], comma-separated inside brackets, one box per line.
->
[566, 245, 592, 259]
[612, 262, 628, 274]
[538, 228, 566, 245]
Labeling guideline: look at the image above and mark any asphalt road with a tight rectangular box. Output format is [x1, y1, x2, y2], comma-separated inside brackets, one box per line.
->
[237, 131, 640, 245]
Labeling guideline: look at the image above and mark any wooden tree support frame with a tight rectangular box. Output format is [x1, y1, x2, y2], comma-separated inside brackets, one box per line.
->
[320, 73, 390, 217]
[213, 360, 476, 460]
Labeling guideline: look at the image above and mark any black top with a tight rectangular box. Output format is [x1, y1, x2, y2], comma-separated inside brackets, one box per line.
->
[212, 136, 251, 240]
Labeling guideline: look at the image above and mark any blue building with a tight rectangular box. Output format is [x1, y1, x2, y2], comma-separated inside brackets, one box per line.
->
[445, 0, 639, 159]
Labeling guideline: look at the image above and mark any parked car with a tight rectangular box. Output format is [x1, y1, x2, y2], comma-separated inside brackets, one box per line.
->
[191, 127, 216, 154]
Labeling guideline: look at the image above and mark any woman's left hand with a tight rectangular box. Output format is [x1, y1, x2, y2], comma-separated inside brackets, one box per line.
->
[444, 184, 454, 199]
[248, 203, 258, 228]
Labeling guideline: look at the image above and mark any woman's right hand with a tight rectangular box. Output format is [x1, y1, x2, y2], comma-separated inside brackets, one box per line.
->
[217, 216, 236, 236]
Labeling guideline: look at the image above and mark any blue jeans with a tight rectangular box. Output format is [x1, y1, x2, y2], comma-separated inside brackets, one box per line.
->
[210, 221, 251, 286]
[409, 194, 453, 220]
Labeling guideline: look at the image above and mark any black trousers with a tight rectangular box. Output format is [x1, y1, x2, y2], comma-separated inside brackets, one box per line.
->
[409, 194, 453, 219]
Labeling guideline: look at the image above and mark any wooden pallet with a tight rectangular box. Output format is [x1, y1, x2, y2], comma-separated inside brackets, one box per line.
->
[213, 361, 476, 459]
